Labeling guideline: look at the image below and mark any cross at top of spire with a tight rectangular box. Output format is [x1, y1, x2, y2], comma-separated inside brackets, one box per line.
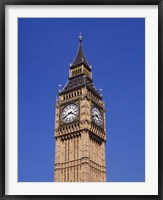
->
[70, 33, 90, 70]
[79, 32, 83, 42]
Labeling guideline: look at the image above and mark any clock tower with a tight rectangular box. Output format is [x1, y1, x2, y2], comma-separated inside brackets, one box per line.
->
[54, 33, 106, 182]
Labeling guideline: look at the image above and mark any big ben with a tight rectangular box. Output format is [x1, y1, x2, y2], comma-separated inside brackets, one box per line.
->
[54, 33, 106, 182]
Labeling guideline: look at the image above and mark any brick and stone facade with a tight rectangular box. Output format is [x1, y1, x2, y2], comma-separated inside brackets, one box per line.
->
[54, 33, 106, 182]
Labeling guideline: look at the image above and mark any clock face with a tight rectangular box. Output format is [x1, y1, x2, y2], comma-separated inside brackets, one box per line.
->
[92, 106, 103, 126]
[61, 103, 79, 124]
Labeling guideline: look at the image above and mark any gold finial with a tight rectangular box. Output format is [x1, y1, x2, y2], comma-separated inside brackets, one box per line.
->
[79, 32, 83, 42]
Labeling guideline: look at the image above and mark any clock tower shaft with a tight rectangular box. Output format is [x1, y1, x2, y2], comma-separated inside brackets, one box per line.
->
[54, 33, 107, 182]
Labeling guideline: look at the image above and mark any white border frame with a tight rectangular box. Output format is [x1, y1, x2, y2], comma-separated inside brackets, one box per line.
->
[5, 5, 158, 195]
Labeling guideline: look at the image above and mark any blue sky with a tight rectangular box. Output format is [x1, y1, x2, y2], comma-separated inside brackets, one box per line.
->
[18, 18, 145, 182]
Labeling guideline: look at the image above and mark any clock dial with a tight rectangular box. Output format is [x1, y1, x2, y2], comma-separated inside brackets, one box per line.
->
[61, 103, 79, 123]
[92, 106, 103, 126]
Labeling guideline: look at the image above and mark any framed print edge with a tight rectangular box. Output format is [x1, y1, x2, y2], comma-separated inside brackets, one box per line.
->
[158, 1, 163, 199]
[1, 0, 162, 199]
[0, 1, 5, 199]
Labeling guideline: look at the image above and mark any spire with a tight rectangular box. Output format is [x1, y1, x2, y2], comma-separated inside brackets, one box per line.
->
[71, 33, 90, 70]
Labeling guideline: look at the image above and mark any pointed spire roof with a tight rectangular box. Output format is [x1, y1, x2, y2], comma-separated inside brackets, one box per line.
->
[71, 33, 90, 70]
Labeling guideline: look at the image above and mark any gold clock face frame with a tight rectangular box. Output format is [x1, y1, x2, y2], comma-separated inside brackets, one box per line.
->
[92, 105, 103, 126]
[61, 103, 79, 124]
[60, 101, 80, 125]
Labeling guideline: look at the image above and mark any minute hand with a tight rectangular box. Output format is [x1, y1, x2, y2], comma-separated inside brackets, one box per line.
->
[63, 111, 73, 119]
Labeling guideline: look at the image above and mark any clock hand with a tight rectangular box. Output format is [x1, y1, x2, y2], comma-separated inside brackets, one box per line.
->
[96, 114, 99, 119]
[92, 114, 99, 119]
[62, 115, 67, 119]
[67, 111, 73, 116]
[63, 111, 73, 119]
